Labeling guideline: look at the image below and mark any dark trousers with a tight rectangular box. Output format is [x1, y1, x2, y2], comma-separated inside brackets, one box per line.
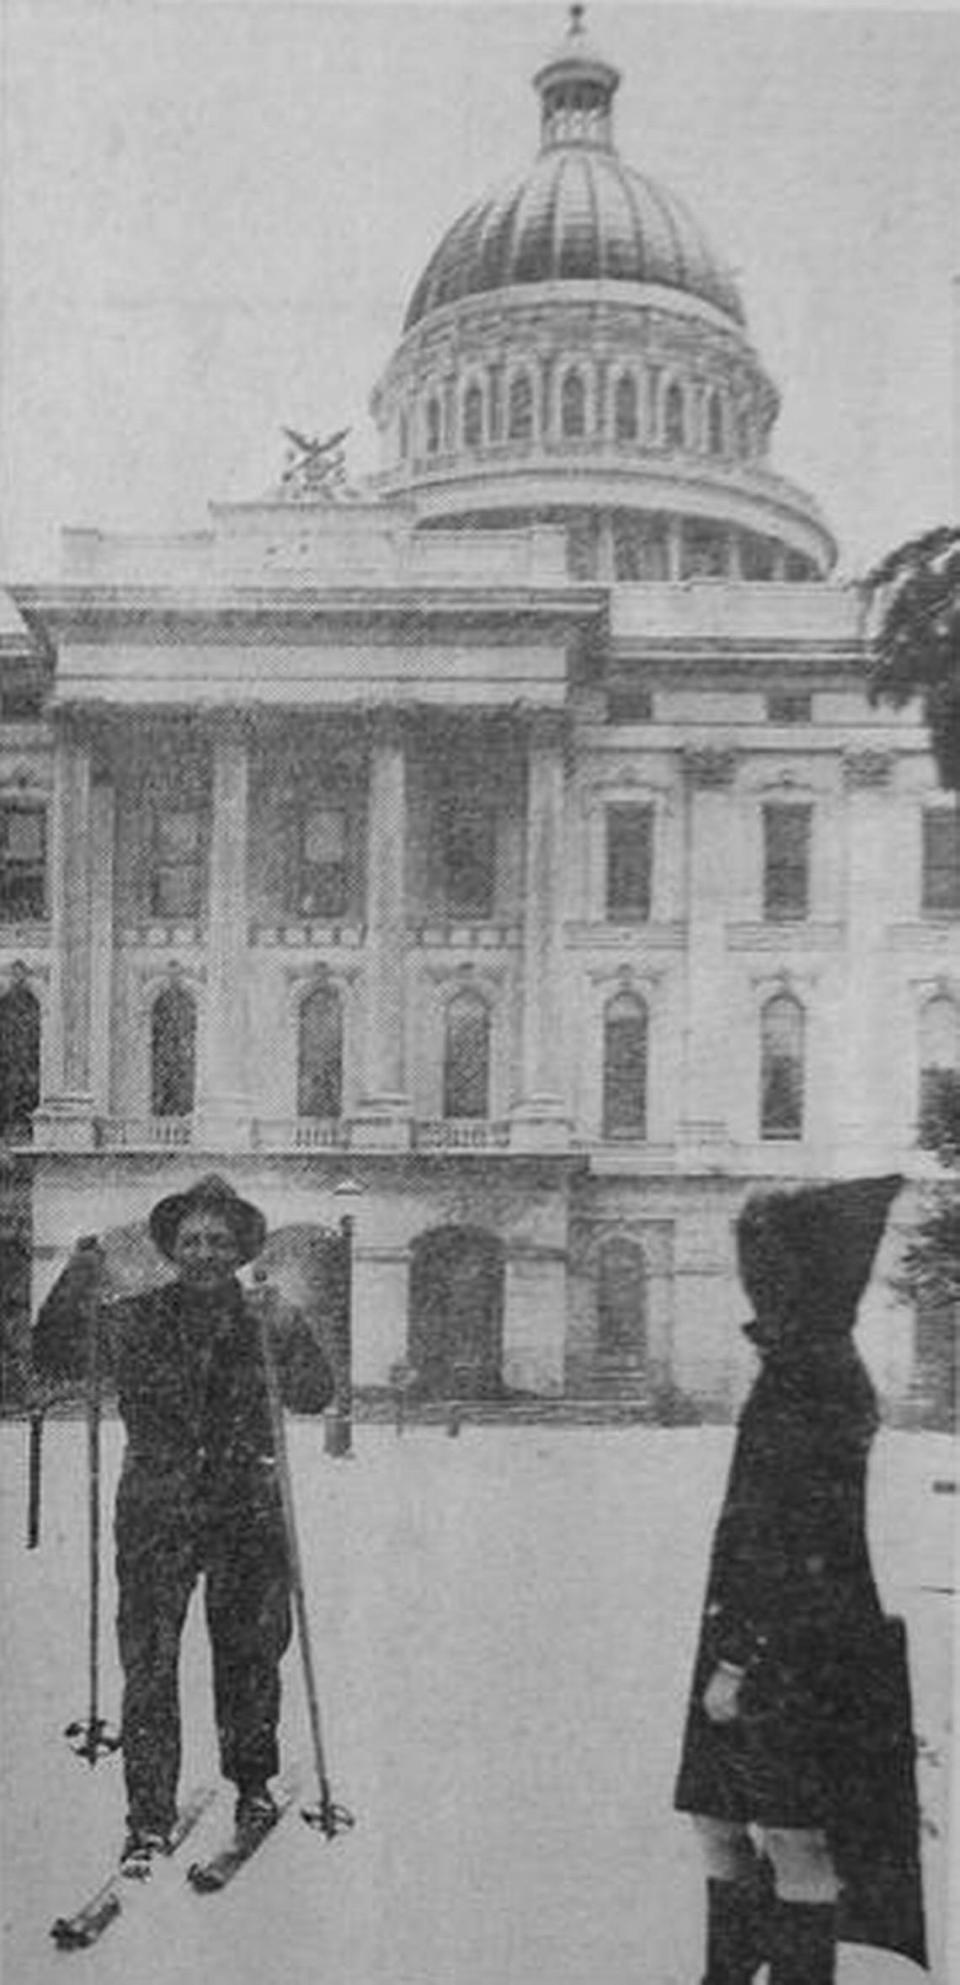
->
[116, 1514, 292, 1834]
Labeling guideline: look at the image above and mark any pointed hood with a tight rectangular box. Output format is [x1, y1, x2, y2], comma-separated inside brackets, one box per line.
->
[736, 1175, 903, 1345]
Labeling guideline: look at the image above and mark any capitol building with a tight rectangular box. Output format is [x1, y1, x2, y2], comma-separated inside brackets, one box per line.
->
[1, 13, 957, 1415]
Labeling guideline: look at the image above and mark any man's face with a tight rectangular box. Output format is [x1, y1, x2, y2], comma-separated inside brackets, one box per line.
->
[171, 1210, 241, 1292]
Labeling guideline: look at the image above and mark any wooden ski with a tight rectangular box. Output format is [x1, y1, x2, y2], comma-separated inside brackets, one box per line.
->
[186, 1771, 300, 1896]
[50, 1784, 219, 1950]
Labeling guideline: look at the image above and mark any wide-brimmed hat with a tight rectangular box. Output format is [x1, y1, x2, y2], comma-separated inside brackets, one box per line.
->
[149, 1174, 267, 1265]
[737, 1174, 903, 1341]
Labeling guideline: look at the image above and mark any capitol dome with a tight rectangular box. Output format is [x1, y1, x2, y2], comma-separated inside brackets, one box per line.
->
[404, 148, 745, 333]
[371, 8, 835, 583]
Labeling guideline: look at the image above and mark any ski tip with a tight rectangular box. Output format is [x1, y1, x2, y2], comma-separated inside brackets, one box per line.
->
[187, 1856, 237, 1894]
[51, 1894, 121, 1949]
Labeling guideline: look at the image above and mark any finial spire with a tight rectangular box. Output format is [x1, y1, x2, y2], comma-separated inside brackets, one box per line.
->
[569, 3, 586, 34]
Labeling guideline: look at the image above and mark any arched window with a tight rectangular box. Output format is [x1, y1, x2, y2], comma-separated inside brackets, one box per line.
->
[919, 994, 960, 1143]
[463, 382, 484, 448]
[561, 368, 587, 439]
[0, 981, 40, 1137]
[760, 993, 804, 1140]
[507, 371, 534, 441]
[442, 991, 490, 1119]
[707, 391, 725, 456]
[425, 397, 442, 455]
[602, 993, 648, 1138]
[150, 983, 196, 1118]
[664, 380, 685, 450]
[298, 982, 343, 1119]
[614, 373, 638, 442]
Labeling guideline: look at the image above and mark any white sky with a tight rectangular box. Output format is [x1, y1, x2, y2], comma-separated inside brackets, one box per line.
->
[2, 0, 959, 580]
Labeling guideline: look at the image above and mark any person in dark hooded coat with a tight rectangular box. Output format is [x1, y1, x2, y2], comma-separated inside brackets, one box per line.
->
[674, 1176, 927, 1984]
[32, 1175, 335, 1875]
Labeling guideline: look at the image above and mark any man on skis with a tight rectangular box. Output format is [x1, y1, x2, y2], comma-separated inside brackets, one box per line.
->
[33, 1174, 335, 1876]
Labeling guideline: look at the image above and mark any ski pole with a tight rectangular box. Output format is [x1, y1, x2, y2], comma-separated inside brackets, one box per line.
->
[26, 1407, 44, 1549]
[65, 1242, 120, 1765]
[252, 1269, 354, 1840]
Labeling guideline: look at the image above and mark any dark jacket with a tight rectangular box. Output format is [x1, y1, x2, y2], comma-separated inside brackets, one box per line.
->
[34, 1273, 335, 1550]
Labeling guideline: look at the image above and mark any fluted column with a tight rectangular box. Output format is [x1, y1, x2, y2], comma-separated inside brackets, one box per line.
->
[514, 710, 567, 1140]
[35, 718, 97, 1147]
[358, 710, 409, 1123]
[680, 746, 738, 1156]
[196, 720, 251, 1148]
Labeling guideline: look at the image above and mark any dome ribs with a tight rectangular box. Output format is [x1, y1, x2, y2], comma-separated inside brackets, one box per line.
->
[595, 155, 636, 281]
[555, 152, 598, 280]
[400, 30, 746, 330]
[511, 160, 557, 286]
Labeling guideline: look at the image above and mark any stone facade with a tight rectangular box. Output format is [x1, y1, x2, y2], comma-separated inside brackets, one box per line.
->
[0, 505, 954, 1417]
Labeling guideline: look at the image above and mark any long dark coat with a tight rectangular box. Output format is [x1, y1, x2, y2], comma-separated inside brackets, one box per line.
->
[674, 1178, 927, 1969]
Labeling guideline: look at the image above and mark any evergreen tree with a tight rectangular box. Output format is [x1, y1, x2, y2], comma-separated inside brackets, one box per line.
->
[861, 524, 960, 794]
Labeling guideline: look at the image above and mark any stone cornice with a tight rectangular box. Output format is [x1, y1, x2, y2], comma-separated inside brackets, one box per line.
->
[12, 581, 608, 647]
[375, 278, 762, 385]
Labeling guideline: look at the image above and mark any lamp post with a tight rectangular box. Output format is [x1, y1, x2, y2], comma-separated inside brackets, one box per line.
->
[327, 1176, 363, 1457]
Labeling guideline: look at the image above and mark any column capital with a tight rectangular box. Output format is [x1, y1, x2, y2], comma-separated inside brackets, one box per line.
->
[682, 744, 738, 789]
[367, 706, 410, 753]
[209, 707, 256, 751]
[518, 706, 567, 754]
[49, 705, 96, 751]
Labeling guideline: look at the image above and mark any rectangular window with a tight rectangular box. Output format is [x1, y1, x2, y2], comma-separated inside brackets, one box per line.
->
[762, 804, 811, 921]
[607, 686, 653, 725]
[922, 811, 960, 916]
[150, 806, 203, 920]
[438, 797, 496, 920]
[766, 692, 812, 725]
[0, 805, 46, 921]
[606, 805, 654, 921]
[295, 806, 348, 919]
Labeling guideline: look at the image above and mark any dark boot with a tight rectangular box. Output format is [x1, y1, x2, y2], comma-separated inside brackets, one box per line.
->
[701, 1873, 769, 1983]
[768, 1899, 836, 1985]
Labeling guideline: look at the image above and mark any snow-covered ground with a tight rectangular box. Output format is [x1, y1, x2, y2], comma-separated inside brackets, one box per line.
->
[1, 1420, 954, 1985]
